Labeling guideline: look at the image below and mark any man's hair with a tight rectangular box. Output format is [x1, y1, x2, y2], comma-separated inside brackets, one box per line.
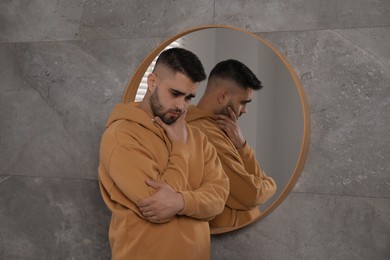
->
[154, 47, 206, 83]
[208, 59, 263, 90]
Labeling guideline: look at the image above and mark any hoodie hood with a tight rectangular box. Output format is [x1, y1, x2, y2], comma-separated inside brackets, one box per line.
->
[186, 105, 215, 123]
[106, 102, 161, 136]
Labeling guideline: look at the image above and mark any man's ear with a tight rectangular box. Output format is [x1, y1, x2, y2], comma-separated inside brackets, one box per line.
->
[217, 89, 229, 104]
[147, 73, 157, 92]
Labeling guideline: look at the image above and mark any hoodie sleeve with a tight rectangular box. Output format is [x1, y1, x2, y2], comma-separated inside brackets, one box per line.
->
[177, 132, 229, 220]
[192, 120, 277, 210]
[99, 121, 195, 223]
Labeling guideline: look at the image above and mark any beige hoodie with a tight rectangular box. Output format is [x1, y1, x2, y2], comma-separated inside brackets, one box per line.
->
[186, 105, 277, 229]
[98, 102, 229, 260]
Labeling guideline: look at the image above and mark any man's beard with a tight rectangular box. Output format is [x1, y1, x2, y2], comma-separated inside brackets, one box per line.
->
[150, 89, 182, 125]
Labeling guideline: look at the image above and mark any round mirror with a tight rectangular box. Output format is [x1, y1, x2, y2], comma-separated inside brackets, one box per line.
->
[122, 25, 310, 234]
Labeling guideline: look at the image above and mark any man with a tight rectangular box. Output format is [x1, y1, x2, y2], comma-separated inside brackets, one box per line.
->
[186, 59, 277, 229]
[98, 48, 229, 259]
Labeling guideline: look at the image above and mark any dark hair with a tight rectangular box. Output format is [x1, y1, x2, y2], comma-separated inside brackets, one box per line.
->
[154, 47, 206, 83]
[208, 59, 263, 90]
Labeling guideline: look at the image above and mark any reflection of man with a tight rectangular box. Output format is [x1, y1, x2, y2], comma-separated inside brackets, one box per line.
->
[186, 59, 277, 229]
[98, 48, 229, 259]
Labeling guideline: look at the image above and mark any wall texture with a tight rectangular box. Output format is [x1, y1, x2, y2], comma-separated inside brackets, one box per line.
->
[1, 0, 389, 259]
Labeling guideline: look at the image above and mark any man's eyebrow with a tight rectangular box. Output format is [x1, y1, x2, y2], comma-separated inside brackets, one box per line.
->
[171, 89, 185, 95]
[241, 99, 252, 104]
[171, 89, 195, 98]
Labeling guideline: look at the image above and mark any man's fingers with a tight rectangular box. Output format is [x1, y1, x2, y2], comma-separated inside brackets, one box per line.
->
[227, 107, 237, 121]
[138, 197, 151, 207]
[138, 200, 154, 216]
[154, 116, 167, 130]
[213, 114, 229, 120]
[182, 109, 188, 118]
[142, 210, 155, 217]
[145, 178, 163, 189]
[176, 109, 187, 123]
[215, 119, 233, 128]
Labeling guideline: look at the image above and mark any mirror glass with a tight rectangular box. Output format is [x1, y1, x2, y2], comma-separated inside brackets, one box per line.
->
[122, 26, 310, 234]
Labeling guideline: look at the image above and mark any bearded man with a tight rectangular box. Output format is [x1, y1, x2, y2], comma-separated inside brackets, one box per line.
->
[186, 59, 277, 229]
[98, 48, 229, 260]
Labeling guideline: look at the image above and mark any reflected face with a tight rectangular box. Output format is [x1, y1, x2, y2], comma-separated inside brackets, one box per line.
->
[220, 87, 254, 119]
[150, 72, 199, 125]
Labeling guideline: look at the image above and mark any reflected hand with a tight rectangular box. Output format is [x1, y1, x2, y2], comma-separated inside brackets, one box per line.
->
[214, 107, 246, 149]
[154, 110, 188, 143]
[138, 179, 184, 223]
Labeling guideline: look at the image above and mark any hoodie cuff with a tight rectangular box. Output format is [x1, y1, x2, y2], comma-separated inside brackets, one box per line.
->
[237, 140, 251, 158]
[177, 191, 194, 216]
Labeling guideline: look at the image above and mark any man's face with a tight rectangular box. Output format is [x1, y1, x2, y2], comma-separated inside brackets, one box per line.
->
[150, 72, 199, 125]
[220, 84, 253, 119]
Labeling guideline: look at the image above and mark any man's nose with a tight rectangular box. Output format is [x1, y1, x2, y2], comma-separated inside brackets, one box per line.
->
[175, 99, 185, 110]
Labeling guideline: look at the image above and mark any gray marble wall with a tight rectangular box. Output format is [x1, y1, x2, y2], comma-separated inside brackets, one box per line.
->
[1, 0, 389, 259]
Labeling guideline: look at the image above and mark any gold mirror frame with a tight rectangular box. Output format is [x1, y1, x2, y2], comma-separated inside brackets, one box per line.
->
[122, 25, 311, 235]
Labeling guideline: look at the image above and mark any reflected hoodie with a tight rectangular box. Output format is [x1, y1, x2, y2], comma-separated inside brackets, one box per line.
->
[98, 102, 229, 260]
[186, 105, 277, 229]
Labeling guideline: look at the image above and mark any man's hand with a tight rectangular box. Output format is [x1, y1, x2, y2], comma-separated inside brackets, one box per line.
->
[154, 110, 188, 143]
[138, 179, 184, 223]
[214, 106, 246, 149]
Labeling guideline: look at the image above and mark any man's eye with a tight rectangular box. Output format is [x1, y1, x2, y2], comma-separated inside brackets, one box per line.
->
[185, 96, 193, 101]
[171, 91, 180, 97]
